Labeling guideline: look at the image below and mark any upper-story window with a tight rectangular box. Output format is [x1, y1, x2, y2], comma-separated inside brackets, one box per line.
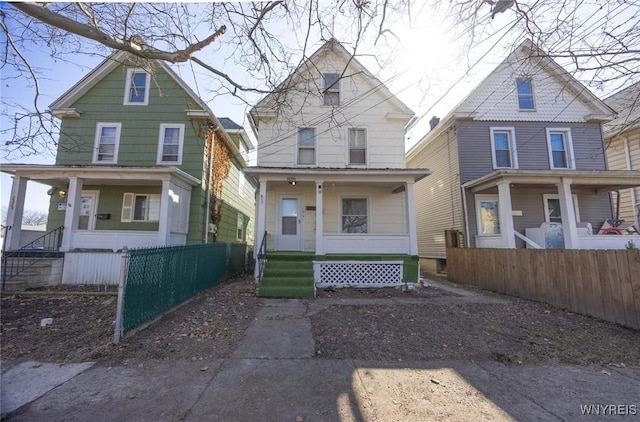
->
[157, 124, 185, 164]
[93, 122, 121, 164]
[348, 128, 367, 165]
[489, 127, 518, 169]
[323, 73, 340, 106]
[546, 128, 575, 169]
[238, 172, 245, 196]
[516, 78, 535, 110]
[297, 128, 315, 165]
[124, 69, 150, 105]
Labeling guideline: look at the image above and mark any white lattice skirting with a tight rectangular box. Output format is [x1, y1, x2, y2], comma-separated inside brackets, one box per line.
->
[314, 261, 403, 287]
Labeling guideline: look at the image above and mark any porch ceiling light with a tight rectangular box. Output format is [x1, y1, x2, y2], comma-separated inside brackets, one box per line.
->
[287, 177, 296, 185]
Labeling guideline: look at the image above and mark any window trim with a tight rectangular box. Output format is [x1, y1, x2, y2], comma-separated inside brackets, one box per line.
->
[123, 68, 150, 105]
[157, 123, 185, 165]
[516, 78, 535, 111]
[92, 122, 121, 164]
[340, 196, 370, 234]
[297, 127, 316, 165]
[545, 128, 575, 170]
[237, 213, 245, 242]
[347, 128, 367, 166]
[121, 192, 161, 222]
[489, 127, 518, 169]
[542, 194, 580, 223]
[475, 194, 500, 236]
[323, 72, 341, 106]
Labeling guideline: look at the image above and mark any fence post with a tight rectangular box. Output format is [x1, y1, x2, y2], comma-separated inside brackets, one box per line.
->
[114, 246, 129, 344]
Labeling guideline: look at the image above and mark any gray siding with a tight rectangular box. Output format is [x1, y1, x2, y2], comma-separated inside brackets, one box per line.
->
[466, 187, 612, 247]
[407, 127, 463, 259]
[457, 121, 608, 183]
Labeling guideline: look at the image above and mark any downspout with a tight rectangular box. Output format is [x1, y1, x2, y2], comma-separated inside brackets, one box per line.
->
[461, 184, 471, 248]
[623, 137, 639, 227]
[204, 127, 216, 243]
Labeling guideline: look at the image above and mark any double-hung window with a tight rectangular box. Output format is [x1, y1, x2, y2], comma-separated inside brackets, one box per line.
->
[121, 193, 161, 222]
[348, 128, 367, 165]
[323, 73, 340, 106]
[237, 214, 245, 242]
[124, 69, 150, 105]
[297, 128, 315, 165]
[543, 194, 580, 223]
[490, 127, 517, 169]
[157, 124, 185, 164]
[546, 128, 574, 169]
[516, 78, 535, 110]
[476, 195, 500, 235]
[342, 198, 368, 233]
[93, 123, 121, 164]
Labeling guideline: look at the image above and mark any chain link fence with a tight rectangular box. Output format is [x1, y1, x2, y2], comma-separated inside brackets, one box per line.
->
[114, 242, 247, 341]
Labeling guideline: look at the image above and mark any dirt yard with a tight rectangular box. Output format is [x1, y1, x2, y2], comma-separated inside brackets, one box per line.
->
[2, 276, 639, 367]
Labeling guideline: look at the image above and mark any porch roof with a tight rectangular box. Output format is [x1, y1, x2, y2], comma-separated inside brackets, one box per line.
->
[462, 169, 640, 193]
[0, 164, 201, 189]
[244, 166, 431, 184]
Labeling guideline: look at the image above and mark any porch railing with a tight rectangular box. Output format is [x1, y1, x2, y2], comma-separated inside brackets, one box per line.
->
[256, 231, 267, 282]
[2, 226, 64, 290]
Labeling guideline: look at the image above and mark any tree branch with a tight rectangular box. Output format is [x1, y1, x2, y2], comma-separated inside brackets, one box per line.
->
[10, 2, 226, 63]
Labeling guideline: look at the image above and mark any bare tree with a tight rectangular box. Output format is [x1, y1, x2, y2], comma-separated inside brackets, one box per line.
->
[1, 1, 412, 159]
[445, 0, 640, 91]
[21, 209, 48, 226]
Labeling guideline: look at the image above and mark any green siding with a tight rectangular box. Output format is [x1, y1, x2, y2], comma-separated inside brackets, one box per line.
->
[49, 56, 255, 245]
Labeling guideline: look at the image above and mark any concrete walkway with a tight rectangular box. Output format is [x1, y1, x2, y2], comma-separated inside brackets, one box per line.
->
[2, 284, 639, 421]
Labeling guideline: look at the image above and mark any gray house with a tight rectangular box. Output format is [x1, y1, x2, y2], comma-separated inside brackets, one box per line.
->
[407, 40, 640, 272]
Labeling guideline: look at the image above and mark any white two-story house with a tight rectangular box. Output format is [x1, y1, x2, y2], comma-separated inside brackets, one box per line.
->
[246, 38, 430, 297]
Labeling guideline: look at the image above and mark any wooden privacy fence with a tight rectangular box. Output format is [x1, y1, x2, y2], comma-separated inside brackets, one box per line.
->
[446, 248, 640, 330]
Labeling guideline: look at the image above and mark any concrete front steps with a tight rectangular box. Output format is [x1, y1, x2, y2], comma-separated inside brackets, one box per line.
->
[1, 256, 64, 291]
[258, 252, 315, 298]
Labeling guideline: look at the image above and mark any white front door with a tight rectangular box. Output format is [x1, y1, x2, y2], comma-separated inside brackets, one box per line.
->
[78, 191, 98, 230]
[277, 195, 303, 250]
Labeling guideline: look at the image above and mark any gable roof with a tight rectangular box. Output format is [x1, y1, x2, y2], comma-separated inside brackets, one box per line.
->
[248, 38, 413, 132]
[603, 82, 640, 138]
[407, 39, 615, 160]
[48, 50, 251, 167]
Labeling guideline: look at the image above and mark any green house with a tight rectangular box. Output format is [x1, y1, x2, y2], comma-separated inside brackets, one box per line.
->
[2, 51, 255, 284]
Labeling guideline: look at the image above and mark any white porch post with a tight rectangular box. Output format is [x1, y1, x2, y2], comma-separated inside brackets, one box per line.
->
[315, 181, 324, 255]
[557, 179, 579, 249]
[254, 180, 267, 278]
[497, 181, 516, 248]
[5, 176, 28, 250]
[158, 178, 173, 245]
[406, 181, 418, 255]
[61, 177, 83, 252]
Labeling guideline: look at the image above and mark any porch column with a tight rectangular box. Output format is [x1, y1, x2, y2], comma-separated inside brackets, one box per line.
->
[5, 175, 28, 250]
[557, 179, 579, 249]
[61, 177, 83, 252]
[254, 180, 267, 278]
[497, 181, 516, 248]
[315, 181, 324, 255]
[406, 181, 418, 255]
[158, 179, 173, 245]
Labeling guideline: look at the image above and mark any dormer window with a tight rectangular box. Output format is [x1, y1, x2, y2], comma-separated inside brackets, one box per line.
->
[516, 78, 535, 110]
[124, 69, 150, 105]
[323, 73, 340, 106]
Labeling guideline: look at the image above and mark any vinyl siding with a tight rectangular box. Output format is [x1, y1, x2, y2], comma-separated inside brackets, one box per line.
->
[605, 130, 640, 224]
[466, 187, 612, 247]
[256, 48, 409, 169]
[215, 158, 256, 245]
[457, 120, 607, 183]
[56, 59, 207, 181]
[456, 49, 595, 122]
[407, 126, 462, 259]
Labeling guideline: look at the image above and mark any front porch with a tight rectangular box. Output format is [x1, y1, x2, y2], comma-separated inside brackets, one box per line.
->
[464, 170, 640, 250]
[247, 167, 429, 288]
[2, 165, 200, 252]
